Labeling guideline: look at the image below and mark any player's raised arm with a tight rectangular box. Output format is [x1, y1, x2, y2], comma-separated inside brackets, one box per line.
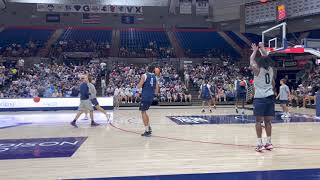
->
[250, 43, 260, 75]
[258, 42, 268, 56]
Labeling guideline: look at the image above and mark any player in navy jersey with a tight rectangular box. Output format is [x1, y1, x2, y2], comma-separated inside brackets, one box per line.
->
[137, 65, 159, 137]
[199, 79, 213, 113]
[234, 76, 247, 114]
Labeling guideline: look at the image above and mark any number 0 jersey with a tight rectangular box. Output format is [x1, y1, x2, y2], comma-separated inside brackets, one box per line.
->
[254, 67, 274, 98]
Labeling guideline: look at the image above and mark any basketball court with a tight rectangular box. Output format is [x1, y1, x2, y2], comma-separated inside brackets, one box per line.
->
[0, 105, 319, 180]
[0, 1, 320, 179]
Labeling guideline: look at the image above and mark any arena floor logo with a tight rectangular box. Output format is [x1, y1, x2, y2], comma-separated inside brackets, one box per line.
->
[0, 137, 87, 160]
[167, 113, 320, 125]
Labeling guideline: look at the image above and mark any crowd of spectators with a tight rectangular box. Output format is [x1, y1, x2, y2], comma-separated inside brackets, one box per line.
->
[50, 40, 111, 57]
[184, 62, 253, 102]
[0, 63, 100, 98]
[107, 63, 191, 104]
[0, 41, 40, 57]
[119, 41, 174, 58]
[290, 65, 320, 108]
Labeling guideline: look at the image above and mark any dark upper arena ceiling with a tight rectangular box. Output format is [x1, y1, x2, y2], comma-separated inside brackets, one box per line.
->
[6, 0, 169, 6]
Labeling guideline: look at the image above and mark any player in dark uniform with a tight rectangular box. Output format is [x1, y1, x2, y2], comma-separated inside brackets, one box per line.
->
[137, 65, 159, 137]
[235, 76, 247, 114]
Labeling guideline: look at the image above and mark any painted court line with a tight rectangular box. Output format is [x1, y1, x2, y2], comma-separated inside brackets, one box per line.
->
[110, 123, 320, 151]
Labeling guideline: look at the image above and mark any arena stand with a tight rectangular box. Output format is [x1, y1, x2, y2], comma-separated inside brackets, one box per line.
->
[119, 28, 174, 58]
[184, 62, 254, 105]
[0, 63, 101, 99]
[0, 26, 318, 109]
[0, 27, 55, 57]
[175, 29, 240, 59]
[50, 27, 112, 58]
[105, 62, 191, 107]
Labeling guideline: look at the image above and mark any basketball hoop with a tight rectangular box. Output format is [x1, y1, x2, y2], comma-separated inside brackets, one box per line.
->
[265, 47, 275, 53]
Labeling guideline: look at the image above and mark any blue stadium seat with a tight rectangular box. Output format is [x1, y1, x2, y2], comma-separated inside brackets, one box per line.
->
[175, 30, 240, 58]
[59, 29, 112, 43]
[0, 28, 54, 48]
[243, 33, 261, 44]
[307, 29, 320, 39]
[120, 29, 172, 57]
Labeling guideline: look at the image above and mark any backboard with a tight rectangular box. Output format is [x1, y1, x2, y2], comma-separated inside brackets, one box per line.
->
[262, 22, 287, 53]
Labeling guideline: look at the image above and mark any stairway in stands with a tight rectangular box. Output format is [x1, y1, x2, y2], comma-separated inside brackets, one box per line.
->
[233, 32, 252, 47]
[189, 85, 202, 106]
[96, 75, 102, 96]
[110, 29, 120, 57]
[217, 31, 243, 57]
[166, 29, 185, 57]
[37, 28, 64, 57]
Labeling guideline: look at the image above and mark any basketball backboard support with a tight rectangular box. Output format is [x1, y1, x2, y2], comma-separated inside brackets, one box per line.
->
[262, 22, 287, 53]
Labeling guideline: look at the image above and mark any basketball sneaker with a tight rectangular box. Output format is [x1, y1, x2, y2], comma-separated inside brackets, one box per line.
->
[201, 109, 205, 113]
[70, 121, 78, 128]
[255, 145, 265, 152]
[91, 122, 100, 127]
[209, 109, 212, 113]
[141, 131, 151, 137]
[106, 113, 111, 121]
[241, 110, 245, 115]
[148, 126, 152, 133]
[264, 143, 273, 150]
[236, 108, 238, 113]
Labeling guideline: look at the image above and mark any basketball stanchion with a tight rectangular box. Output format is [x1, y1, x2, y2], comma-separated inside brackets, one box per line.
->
[316, 91, 320, 117]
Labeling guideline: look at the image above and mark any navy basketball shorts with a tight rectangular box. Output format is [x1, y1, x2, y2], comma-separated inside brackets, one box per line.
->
[253, 95, 275, 116]
[201, 95, 211, 102]
[279, 100, 289, 105]
[139, 101, 153, 112]
[90, 98, 99, 106]
[237, 92, 247, 100]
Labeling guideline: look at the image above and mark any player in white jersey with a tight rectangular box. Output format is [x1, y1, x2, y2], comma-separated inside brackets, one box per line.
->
[250, 43, 276, 152]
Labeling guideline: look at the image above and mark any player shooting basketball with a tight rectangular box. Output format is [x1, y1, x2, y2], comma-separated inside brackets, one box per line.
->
[250, 42, 276, 152]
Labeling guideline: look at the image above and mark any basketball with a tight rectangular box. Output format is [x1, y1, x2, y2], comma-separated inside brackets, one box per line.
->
[155, 67, 161, 76]
[33, 96, 40, 103]
[240, 81, 246, 87]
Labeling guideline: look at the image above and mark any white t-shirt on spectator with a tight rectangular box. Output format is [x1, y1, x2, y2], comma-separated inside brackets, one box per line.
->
[114, 88, 120, 96]
[101, 79, 106, 88]
[18, 59, 24, 67]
